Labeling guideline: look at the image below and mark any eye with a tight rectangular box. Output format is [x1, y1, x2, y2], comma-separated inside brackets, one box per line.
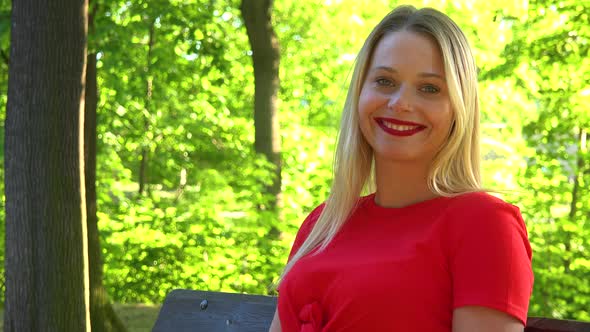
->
[375, 78, 395, 87]
[420, 84, 440, 93]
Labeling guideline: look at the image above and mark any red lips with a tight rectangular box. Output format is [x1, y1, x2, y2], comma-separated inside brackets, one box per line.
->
[375, 117, 426, 137]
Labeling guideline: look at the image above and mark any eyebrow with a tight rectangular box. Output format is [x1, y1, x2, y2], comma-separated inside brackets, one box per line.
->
[371, 66, 446, 81]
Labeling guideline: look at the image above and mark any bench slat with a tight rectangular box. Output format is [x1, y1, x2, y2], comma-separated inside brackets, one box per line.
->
[152, 289, 590, 332]
[152, 289, 277, 332]
[525, 317, 590, 332]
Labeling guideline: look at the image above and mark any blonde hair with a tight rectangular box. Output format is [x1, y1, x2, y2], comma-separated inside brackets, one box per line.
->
[279, 5, 481, 283]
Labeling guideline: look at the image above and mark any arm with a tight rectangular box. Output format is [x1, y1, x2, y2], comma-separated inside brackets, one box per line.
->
[453, 306, 524, 332]
[269, 309, 282, 332]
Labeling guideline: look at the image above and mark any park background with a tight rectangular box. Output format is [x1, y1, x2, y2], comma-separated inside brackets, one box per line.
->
[0, 0, 588, 330]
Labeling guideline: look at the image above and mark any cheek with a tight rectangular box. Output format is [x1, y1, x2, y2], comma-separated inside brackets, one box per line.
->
[358, 88, 384, 120]
[357, 94, 373, 139]
[357, 89, 370, 113]
[357, 90, 372, 121]
[426, 101, 453, 125]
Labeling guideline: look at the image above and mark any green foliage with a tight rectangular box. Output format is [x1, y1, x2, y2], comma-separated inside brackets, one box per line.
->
[93, 0, 336, 302]
[98, 149, 285, 303]
[492, 0, 590, 320]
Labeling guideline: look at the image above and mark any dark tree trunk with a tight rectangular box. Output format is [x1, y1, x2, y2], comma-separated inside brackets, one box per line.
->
[241, 0, 282, 209]
[564, 128, 586, 274]
[85, 41, 128, 332]
[569, 128, 586, 220]
[4, 0, 90, 330]
[139, 19, 156, 196]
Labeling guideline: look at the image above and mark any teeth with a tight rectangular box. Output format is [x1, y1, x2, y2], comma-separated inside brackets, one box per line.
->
[383, 122, 419, 131]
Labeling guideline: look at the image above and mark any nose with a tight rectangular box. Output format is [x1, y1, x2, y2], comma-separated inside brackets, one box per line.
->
[387, 85, 412, 112]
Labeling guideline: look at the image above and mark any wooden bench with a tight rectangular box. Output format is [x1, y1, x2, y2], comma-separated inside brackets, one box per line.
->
[152, 289, 590, 332]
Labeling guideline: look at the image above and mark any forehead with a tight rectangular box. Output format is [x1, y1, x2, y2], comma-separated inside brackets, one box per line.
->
[369, 31, 445, 75]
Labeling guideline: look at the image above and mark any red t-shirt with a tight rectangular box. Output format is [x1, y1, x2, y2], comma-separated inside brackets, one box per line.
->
[277, 192, 534, 332]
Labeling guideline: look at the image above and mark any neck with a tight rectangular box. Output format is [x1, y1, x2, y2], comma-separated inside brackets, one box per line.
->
[373, 158, 438, 208]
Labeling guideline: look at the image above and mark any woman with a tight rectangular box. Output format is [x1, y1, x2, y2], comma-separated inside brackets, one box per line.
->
[271, 5, 533, 332]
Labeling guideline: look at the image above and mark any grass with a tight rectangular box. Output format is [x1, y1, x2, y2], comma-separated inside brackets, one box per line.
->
[0, 303, 162, 332]
[113, 303, 162, 332]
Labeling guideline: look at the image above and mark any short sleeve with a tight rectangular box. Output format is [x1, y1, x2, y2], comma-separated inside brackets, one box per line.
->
[449, 196, 534, 325]
[287, 203, 325, 262]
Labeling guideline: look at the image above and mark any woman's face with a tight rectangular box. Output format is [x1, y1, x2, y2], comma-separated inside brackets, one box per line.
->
[358, 31, 453, 165]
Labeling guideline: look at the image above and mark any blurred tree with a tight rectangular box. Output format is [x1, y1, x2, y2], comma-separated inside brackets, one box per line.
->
[85, 2, 127, 331]
[138, 17, 156, 196]
[4, 0, 90, 330]
[93, 0, 285, 302]
[241, 0, 282, 209]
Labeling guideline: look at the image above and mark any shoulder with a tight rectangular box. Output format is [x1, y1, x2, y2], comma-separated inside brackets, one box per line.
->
[288, 203, 326, 258]
[448, 191, 519, 211]
[445, 191, 523, 224]
[298, 203, 326, 233]
[443, 191, 529, 244]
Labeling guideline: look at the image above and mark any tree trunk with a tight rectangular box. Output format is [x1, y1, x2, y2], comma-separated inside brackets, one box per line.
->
[139, 19, 156, 196]
[241, 0, 282, 209]
[86, 4, 127, 329]
[564, 128, 587, 274]
[569, 128, 586, 220]
[86, 49, 128, 332]
[4, 0, 90, 330]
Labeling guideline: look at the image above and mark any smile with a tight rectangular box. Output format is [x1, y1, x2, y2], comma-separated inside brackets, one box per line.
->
[375, 118, 426, 137]
[383, 122, 419, 131]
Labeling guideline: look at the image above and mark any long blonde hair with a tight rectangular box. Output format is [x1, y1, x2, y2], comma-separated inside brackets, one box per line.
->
[279, 5, 481, 283]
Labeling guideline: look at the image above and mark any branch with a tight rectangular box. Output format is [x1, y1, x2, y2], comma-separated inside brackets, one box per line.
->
[0, 48, 9, 66]
[568, 128, 583, 220]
